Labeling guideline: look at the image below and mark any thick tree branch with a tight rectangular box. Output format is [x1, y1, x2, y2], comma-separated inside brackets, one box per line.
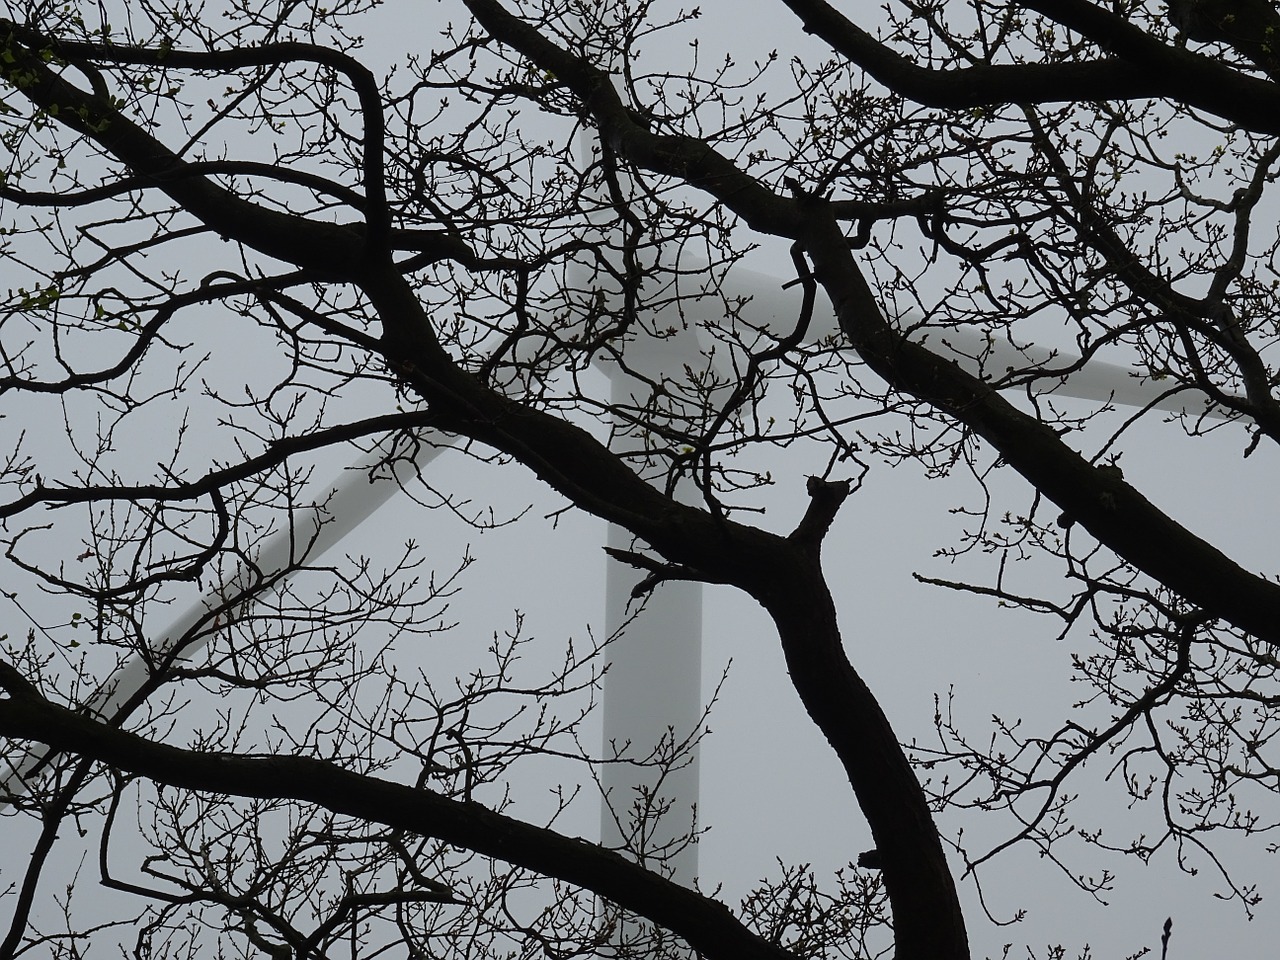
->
[796, 203, 1280, 646]
[0, 23, 365, 273]
[1029, 0, 1280, 82]
[789, 476, 851, 550]
[1167, 0, 1280, 82]
[0, 662, 798, 960]
[2, 22, 392, 242]
[779, 0, 1280, 134]
[458, 0, 802, 238]
[760, 573, 970, 960]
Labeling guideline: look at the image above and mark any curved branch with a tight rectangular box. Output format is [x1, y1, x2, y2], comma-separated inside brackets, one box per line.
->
[0, 159, 367, 210]
[0, 22, 365, 275]
[0, 411, 439, 520]
[2, 21, 391, 245]
[0, 274, 311, 395]
[779, 0, 1280, 134]
[457, 0, 802, 238]
[0, 664, 799, 960]
[798, 204, 1280, 646]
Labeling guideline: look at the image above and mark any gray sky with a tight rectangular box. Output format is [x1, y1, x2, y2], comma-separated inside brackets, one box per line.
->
[5, 2, 1279, 958]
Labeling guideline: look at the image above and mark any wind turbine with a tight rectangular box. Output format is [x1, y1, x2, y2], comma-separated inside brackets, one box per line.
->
[0, 4, 1235, 904]
[0, 261, 1220, 820]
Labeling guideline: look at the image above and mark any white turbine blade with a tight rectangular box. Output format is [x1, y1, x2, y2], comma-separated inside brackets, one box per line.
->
[700, 262, 1234, 419]
[923, 326, 1231, 418]
[2, 434, 449, 801]
[93, 437, 444, 719]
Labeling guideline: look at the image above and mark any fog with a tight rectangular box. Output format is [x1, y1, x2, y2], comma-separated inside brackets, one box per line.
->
[4, 2, 1279, 958]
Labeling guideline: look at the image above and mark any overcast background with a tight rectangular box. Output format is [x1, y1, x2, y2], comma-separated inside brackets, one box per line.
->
[5, 2, 1280, 958]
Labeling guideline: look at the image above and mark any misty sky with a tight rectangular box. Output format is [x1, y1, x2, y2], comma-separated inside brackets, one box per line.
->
[6, 3, 1280, 959]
